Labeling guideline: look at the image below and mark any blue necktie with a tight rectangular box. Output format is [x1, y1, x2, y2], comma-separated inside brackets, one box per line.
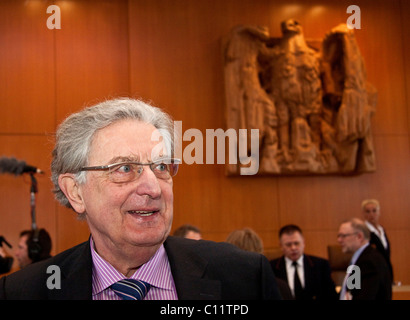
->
[111, 279, 151, 300]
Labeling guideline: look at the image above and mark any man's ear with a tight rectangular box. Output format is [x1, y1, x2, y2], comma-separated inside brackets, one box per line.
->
[58, 174, 86, 214]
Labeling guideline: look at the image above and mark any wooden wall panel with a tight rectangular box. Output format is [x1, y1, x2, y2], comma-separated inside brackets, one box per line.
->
[401, 0, 410, 148]
[54, 0, 129, 122]
[390, 230, 410, 285]
[0, 1, 55, 134]
[356, 0, 408, 136]
[370, 136, 410, 228]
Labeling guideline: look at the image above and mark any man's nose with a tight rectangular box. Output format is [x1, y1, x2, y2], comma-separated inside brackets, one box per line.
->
[135, 167, 162, 199]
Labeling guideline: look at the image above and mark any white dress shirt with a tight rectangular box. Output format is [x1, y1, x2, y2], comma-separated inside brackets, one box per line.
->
[285, 255, 305, 295]
[365, 220, 388, 249]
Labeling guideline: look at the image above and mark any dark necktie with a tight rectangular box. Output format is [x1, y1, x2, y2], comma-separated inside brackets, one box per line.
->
[111, 279, 151, 300]
[292, 261, 303, 300]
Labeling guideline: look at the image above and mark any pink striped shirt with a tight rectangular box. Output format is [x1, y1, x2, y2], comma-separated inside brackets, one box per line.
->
[90, 238, 178, 300]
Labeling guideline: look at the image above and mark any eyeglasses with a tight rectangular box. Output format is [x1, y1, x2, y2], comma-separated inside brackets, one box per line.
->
[80, 158, 181, 183]
[337, 232, 358, 239]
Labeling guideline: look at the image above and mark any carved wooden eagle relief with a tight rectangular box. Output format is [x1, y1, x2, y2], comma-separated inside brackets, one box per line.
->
[223, 20, 376, 176]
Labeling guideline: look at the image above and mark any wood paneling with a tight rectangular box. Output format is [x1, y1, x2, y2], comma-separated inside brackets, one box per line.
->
[357, 0, 408, 136]
[54, 0, 130, 123]
[401, 0, 410, 145]
[0, 0, 409, 285]
[0, 1, 55, 134]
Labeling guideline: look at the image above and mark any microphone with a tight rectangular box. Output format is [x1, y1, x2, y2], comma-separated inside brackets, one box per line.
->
[0, 236, 12, 248]
[0, 157, 44, 176]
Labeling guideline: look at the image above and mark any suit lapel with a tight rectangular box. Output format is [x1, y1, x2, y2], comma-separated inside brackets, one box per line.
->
[48, 241, 93, 300]
[273, 256, 288, 282]
[354, 245, 371, 266]
[302, 255, 314, 293]
[164, 237, 221, 300]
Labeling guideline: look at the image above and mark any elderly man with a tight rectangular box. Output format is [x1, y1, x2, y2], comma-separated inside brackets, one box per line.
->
[0, 98, 280, 300]
[337, 218, 392, 300]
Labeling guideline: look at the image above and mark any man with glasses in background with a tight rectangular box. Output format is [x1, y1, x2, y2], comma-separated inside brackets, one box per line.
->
[0, 98, 280, 300]
[337, 218, 392, 300]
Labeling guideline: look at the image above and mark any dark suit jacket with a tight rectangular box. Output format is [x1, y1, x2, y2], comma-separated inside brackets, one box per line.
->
[0, 257, 13, 275]
[349, 245, 392, 300]
[0, 236, 281, 300]
[369, 231, 393, 281]
[270, 254, 338, 300]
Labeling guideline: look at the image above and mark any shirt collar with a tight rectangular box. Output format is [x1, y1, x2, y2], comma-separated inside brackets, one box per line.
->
[365, 220, 384, 234]
[90, 237, 174, 296]
[351, 242, 369, 265]
[285, 254, 304, 267]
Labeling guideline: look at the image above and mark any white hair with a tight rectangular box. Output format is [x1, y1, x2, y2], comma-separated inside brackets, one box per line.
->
[51, 98, 175, 209]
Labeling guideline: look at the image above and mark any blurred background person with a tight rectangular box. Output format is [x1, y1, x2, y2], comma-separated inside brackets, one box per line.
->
[337, 218, 392, 300]
[226, 227, 263, 253]
[270, 224, 338, 300]
[226, 227, 293, 300]
[0, 236, 13, 274]
[15, 229, 52, 269]
[173, 224, 202, 240]
[361, 199, 393, 282]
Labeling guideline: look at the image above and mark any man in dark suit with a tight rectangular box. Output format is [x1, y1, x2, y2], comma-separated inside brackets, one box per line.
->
[0, 98, 281, 300]
[337, 218, 392, 300]
[270, 224, 338, 300]
[361, 199, 393, 281]
[0, 236, 278, 299]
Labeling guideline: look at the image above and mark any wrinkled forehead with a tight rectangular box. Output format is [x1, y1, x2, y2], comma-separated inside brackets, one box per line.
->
[88, 119, 171, 164]
[339, 222, 353, 233]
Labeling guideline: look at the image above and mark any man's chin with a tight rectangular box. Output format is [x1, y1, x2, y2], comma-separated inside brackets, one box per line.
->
[130, 230, 170, 248]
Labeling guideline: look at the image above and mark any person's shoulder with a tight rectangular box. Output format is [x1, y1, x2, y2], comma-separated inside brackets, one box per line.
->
[359, 245, 387, 264]
[165, 236, 263, 262]
[165, 235, 241, 251]
[2, 241, 89, 284]
[269, 256, 284, 271]
[304, 254, 332, 268]
[270, 256, 283, 264]
[0, 241, 90, 299]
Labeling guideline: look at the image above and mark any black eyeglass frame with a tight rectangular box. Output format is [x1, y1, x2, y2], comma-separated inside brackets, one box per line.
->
[336, 232, 358, 239]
